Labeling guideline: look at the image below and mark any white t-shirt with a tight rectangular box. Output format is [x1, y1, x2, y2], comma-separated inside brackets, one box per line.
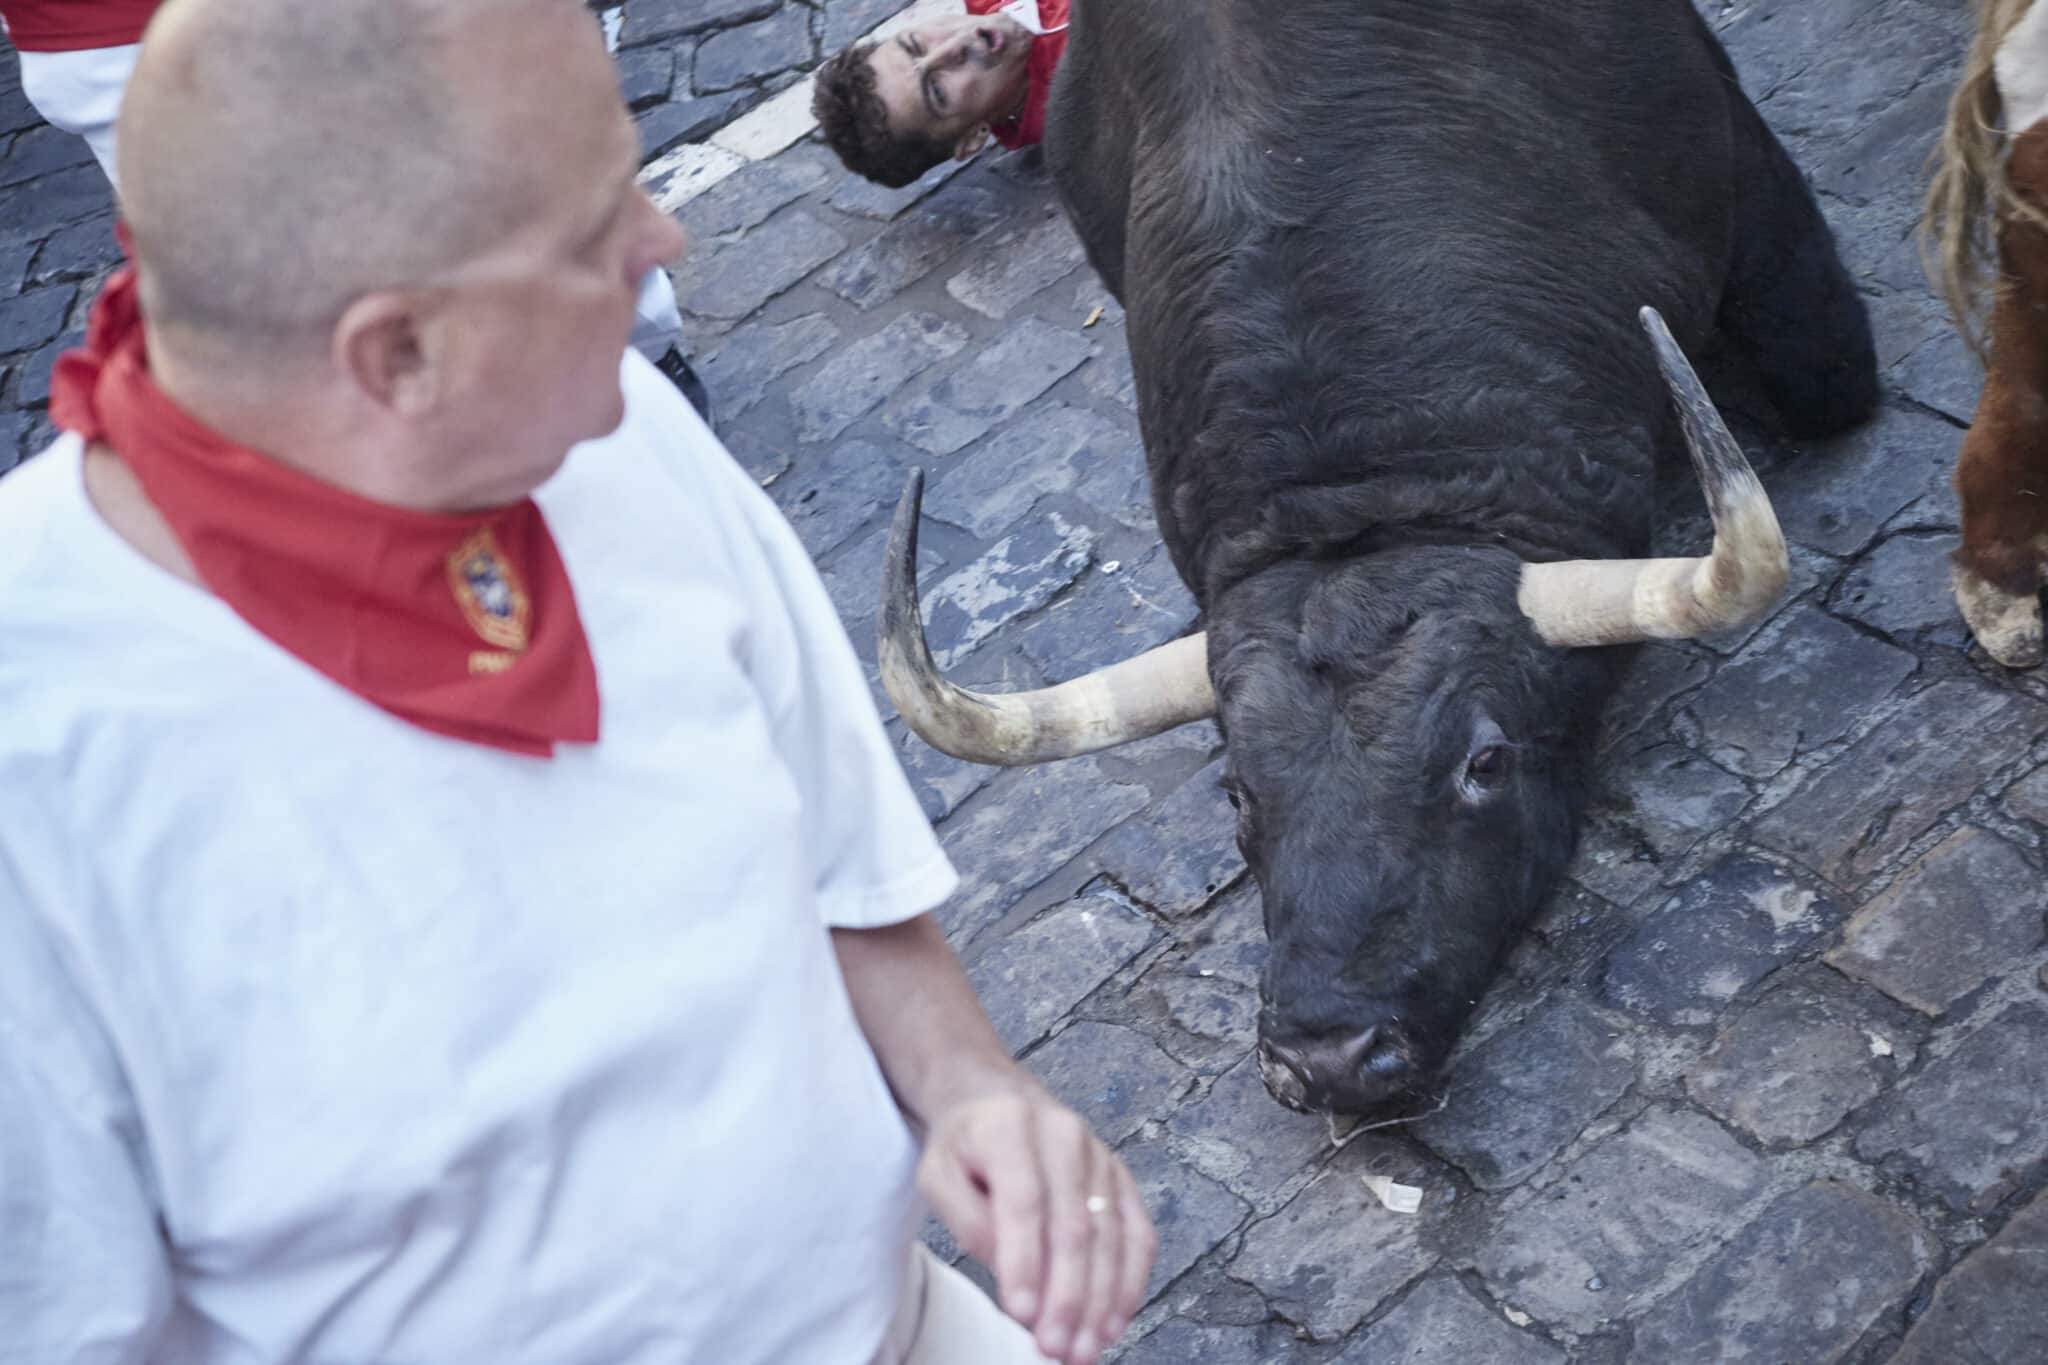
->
[0, 352, 959, 1364]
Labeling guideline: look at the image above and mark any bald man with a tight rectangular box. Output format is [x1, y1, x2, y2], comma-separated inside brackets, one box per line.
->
[0, 0, 714, 423]
[0, 2, 1151, 1363]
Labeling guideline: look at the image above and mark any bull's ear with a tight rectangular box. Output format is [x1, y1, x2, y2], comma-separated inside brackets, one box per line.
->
[953, 125, 991, 160]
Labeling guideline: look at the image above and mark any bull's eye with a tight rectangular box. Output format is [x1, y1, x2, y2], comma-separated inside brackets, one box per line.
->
[1466, 745, 1511, 785]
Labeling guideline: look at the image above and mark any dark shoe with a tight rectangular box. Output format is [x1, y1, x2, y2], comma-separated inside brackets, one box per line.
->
[655, 346, 713, 430]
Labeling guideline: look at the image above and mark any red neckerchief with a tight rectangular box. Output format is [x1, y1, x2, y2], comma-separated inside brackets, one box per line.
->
[967, 0, 1069, 149]
[49, 268, 601, 758]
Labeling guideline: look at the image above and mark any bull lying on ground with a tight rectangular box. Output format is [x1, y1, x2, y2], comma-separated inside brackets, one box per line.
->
[1927, 0, 2048, 667]
[882, 0, 1877, 1114]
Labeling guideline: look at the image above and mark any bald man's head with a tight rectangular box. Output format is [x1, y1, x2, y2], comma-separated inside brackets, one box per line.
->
[121, 0, 618, 349]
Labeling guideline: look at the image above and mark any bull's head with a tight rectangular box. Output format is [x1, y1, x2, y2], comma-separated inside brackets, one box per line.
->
[878, 309, 1786, 1113]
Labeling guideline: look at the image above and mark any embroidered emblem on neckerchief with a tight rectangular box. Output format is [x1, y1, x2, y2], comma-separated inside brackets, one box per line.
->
[449, 527, 532, 653]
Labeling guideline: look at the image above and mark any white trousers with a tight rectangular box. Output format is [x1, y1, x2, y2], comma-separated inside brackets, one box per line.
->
[15, 42, 134, 182]
[872, 1247, 1051, 1365]
[13, 42, 687, 360]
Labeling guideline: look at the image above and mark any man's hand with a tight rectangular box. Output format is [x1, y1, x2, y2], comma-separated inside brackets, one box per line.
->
[917, 1084, 1155, 1365]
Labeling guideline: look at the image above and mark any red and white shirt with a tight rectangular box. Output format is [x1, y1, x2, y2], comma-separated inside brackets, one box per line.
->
[966, 0, 1069, 149]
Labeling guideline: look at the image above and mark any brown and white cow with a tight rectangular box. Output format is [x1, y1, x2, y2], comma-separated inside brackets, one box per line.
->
[1928, 0, 2048, 666]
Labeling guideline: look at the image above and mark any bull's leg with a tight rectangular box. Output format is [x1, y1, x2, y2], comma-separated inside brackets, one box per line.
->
[1952, 122, 2048, 668]
[1714, 95, 1880, 439]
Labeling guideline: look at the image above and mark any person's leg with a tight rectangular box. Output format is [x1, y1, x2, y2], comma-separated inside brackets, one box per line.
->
[15, 43, 142, 187]
[890, 1245, 1050, 1365]
[632, 266, 712, 426]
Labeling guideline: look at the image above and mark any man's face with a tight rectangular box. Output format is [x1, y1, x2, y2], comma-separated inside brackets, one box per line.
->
[868, 13, 1034, 153]
[420, 4, 684, 508]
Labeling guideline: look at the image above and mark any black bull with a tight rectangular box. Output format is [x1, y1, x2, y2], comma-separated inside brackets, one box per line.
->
[880, 0, 1877, 1113]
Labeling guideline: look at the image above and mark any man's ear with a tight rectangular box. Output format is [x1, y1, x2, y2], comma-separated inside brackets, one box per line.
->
[334, 291, 440, 419]
[952, 124, 991, 160]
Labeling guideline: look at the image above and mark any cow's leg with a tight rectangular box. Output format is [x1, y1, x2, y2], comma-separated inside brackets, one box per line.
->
[1714, 96, 1880, 439]
[1953, 121, 2048, 668]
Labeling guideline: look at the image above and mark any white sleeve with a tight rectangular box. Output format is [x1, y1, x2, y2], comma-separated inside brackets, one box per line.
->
[645, 359, 959, 929]
[0, 853, 173, 1365]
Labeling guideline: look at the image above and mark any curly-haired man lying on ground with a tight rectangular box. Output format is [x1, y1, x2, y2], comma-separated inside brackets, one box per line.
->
[814, 0, 1069, 187]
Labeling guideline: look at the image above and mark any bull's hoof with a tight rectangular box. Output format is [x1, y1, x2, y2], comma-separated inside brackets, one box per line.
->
[1952, 565, 2045, 668]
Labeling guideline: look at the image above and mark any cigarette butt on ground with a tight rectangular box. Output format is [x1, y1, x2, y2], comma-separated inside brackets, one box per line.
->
[1362, 1174, 1423, 1214]
[1083, 305, 1105, 328]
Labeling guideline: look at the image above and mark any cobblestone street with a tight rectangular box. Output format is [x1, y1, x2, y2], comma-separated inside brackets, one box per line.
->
[7, 0, 2048, 1361]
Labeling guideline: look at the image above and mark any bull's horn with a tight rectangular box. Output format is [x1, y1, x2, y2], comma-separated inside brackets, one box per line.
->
[1516, 306, 1789, 647]
[878, 470, 1216, 765]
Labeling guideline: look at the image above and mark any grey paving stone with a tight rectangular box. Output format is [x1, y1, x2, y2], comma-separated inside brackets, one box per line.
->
[1414, 997, 1636, 1190]
[1857, 1003, 2048, 1212]
[889, 722, 996, 823]
[944, 208, 1088, 318]
[1893, 326, 1982, 426]
[696, 313, 839, 422]
[924, 403, 1129, 539]
[827, 155, 971, 222]
[620, 0, 776, 45]
[1228, 1143, 1441, 1341]
[1890, 1188, 2048, 1365]
[1079, 343, 1137, 409]
[1094, 759, 1243, 920]
[1123, 885, 1265, 1075]
[1015, 549, 1198, 680]
[1827, 829, 2048, 1017]
[1679, 606, 1916, 779]
[769, 438, 905, 559]
[676, 209, 847, 322]
[918, 513, 1097, 670]
[1589, 741, 1750, 864]
[636, 90, 745, 160]
[822, 0, 907, 49]
[1068, 421, 1153, 530]
[1827, 531, 1970, 640]
[716, 424, 792, 488]
[789, 311, 969, 444]
[693, 8, 813, 91]
[1473, 1107, 1770, 1333]
[613, 44, 674, 109]
[1120, 1320, 1293, 1365]
[1167, 1050, 1332, 1209]
[1685, 977, 1907, 1145]
[681, 150, 832, 243]
[1600, 855, 1843, 1027]
[1753, 682, 2048, 888]
[0, 165, 109, 247]
[1766, 410, 1959, 557]
[0, 285, 73, 356]
[0, 239, 31, 294]
[0, 124, 94, 191]
[966, 888, 1158, 1053]
[1118, 1139, 1252, 1303]
[1597, 643, 1712, 753]
[815, 185, 1009, 309]
[1565, 809, 1667, 910]
[1737, 0, 1964, 149]
[1332, 1276, 1565, 1365]
[2005, 762, 2048, 827]
[25, 213, 117, 287]
[1025, 1020, 1193, 1148]
[936, 756, 1152, 947]
[1632, 1180, 1930, 1365]
[882, 318, 1094, 456]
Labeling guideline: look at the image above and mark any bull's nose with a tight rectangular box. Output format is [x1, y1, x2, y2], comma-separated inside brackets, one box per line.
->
[1258, 1025, 1419, 1113]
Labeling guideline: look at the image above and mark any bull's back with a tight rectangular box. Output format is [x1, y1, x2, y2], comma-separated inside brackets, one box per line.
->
[1046, 0, 1754, 587]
